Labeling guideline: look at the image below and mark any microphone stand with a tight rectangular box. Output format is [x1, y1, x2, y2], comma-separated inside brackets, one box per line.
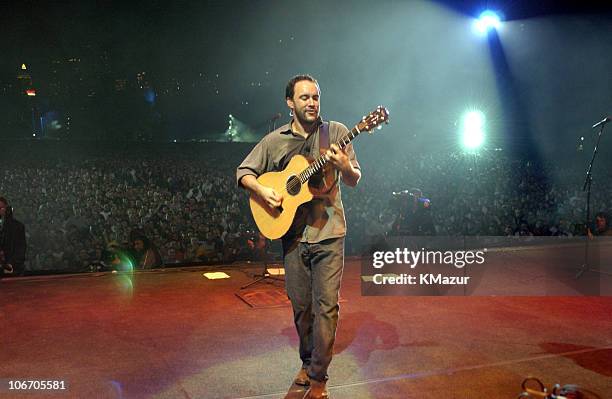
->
[575, 119, 611, 279]
[267, 114, 280, 135]
[239, 236, 283, 290]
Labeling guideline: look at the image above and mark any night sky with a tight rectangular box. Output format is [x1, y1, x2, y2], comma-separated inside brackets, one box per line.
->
[2, 0, 612, 152]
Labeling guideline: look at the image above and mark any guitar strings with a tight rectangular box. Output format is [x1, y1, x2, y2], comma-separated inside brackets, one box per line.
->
[285, 130, 357, 193]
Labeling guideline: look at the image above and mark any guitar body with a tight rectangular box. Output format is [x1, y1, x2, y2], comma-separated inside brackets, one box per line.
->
[249, 154, 314, 240]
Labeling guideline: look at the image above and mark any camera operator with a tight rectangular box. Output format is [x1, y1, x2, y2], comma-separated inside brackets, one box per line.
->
[0, 197, 26, 277]
[391, 188, 435, 236]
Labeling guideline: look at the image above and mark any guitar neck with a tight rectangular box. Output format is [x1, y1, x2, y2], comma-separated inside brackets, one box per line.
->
[298, 126, 361, 183]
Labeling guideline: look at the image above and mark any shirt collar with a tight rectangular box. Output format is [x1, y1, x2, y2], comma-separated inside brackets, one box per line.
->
[279, 117, 323, 136]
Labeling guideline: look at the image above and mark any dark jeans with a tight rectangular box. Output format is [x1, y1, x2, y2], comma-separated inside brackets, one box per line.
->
[282, 237, 345, 382]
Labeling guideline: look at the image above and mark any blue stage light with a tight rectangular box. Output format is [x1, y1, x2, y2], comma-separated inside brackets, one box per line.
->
[474, 10, 502, 35]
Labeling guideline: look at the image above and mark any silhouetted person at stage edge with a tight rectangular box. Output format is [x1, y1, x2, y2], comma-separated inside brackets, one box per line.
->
[130, 231, 162, 269]
[588, 212, 612, 237]
[0, 197, 26, 277]
[585, 211, 612, 271]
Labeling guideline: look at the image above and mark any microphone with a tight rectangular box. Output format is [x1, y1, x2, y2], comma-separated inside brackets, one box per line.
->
[271, 113, 282, 121]
[592, 116, 611, 129]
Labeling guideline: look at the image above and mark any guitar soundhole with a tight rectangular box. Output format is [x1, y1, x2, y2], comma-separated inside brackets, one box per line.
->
[286, 175, 301, 196]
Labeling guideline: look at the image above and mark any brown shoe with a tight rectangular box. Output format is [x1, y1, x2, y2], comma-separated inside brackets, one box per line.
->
[293, 368, 310, 386]
[304, 379, 329, 399]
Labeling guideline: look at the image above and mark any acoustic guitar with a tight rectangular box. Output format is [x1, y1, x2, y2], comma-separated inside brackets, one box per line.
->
[250, 106, 389, 239]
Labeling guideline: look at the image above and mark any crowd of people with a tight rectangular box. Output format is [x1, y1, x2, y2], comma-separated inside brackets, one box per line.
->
[0, 140, 610, 275]
[0, 141, 258, 274]
[343, 148, 612, 251]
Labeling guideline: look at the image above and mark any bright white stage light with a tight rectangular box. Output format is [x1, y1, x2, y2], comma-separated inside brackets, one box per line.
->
[473, 10, 501, 35]
[461, 110, 485, 150]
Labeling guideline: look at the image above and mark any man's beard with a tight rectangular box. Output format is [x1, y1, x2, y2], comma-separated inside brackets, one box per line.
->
[296, 109, 319, 127]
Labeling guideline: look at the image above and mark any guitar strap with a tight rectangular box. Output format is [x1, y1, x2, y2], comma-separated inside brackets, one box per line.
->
[314, 121, 338, 195]
[318, 121, 329, 154]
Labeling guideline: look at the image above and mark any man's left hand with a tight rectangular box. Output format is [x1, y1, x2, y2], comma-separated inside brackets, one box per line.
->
[325, 144, 351, 173]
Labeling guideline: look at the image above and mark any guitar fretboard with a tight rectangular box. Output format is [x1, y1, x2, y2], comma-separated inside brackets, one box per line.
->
[298, 127, 361, 183]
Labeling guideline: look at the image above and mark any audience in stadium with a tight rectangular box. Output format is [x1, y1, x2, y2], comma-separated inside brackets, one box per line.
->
[0, 141, 609, 274]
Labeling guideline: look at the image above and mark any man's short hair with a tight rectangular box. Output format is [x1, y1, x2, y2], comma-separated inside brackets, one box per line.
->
[285, 74, 319, 100]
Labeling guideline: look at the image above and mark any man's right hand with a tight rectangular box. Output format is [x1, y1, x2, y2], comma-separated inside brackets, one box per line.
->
[257, 186, 283, 209]
[240, 175, 283, 209]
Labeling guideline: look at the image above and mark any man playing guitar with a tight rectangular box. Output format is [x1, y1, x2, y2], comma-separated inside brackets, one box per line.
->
[237, 75, 361, 399]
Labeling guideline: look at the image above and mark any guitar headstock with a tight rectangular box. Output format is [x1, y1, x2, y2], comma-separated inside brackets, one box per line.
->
[357, 105, 389, 134]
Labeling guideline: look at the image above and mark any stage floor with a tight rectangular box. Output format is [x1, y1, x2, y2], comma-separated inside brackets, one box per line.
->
[2, 256, 612, 398]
